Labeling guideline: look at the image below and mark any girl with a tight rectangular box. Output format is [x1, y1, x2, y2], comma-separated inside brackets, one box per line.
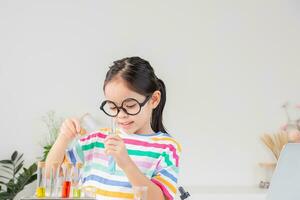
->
[46, 57, 181, 200]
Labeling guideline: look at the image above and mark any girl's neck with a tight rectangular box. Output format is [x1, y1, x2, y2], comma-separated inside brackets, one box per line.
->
[135, 124, 155, 135]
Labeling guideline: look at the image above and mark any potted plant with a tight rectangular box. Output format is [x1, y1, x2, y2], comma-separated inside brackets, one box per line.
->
[0, 151, 37, 200]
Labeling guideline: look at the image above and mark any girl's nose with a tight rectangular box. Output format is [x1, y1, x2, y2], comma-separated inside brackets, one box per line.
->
[117, 108, 128, 118]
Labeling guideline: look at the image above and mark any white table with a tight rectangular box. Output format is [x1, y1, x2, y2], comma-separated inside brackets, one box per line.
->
[177, 186, 267, 200]
[21, 198, 95, 200]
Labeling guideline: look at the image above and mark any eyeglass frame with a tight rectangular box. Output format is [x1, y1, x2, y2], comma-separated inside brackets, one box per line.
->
[100, 95, 152, 117]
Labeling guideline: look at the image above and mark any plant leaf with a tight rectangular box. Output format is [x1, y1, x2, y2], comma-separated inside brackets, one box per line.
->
[0, 151, 37, 200]
[28, 163, 37, 174]
[0, 175, 10, 180]
[0, 191, 13, 200]
[13, 164, 37, 198]
[0, 168, 13, 176]
[0, 160, 13, 165]
[6, 179, 15, 192]
[0, 181, 6, 185]
[26, 174, 37, 185]
[16, 154, 23, 164]
[14, 161, 24, 175]
[0, 165, 13, 171]
[11, 151, 18, 162]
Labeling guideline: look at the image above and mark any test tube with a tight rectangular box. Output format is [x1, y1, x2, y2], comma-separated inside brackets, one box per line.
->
[36, 161, 46, 198]
[46, 162, 59, 197]
[61, 162, 72, 198]
[67, 113, 100, 150]
[52, 165, 63, 197]
[80, 113, 100, 134]
[45, 162, 58, 197]
[72, 162, 83, 198]
[108, 117, 117, 174]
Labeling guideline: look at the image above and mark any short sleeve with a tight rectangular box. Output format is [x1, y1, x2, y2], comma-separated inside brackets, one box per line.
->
[151, 141, 181, 200]
[66, 140, 85, 165]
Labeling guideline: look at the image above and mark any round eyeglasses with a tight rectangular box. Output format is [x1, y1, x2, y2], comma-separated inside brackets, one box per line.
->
[100, 95, 151, 117]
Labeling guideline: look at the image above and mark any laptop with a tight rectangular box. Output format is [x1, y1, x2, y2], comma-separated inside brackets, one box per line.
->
[267, 143, 300, 200]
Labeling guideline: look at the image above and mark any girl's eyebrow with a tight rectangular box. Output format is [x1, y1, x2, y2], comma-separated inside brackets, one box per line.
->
[107, 97, 141, 104]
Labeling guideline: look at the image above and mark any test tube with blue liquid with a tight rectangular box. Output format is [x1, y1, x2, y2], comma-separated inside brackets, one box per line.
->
[108, 117, 117, 174]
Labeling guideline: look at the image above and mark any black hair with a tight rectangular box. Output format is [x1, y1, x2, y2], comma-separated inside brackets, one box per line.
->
[103, 56, 167, 133]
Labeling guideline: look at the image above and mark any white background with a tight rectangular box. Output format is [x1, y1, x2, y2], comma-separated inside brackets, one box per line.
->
[1, 0, 300, 195]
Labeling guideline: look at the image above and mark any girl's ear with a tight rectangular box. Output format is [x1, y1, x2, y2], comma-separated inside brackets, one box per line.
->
[150, 90, 161, 109]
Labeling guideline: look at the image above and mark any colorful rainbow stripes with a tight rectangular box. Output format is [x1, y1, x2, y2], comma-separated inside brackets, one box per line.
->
[67, 130, 181, 200]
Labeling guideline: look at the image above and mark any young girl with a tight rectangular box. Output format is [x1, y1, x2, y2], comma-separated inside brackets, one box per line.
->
[46, 57, 181, 200]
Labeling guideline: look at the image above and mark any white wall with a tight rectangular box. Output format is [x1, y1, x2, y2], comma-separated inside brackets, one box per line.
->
[1, 0, 300, 191]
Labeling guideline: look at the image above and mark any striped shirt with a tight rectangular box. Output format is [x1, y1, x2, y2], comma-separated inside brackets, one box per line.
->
[66, 128, 181, 200]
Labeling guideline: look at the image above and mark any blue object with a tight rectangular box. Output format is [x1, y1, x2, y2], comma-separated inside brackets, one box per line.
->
[108, 155, 116, 174]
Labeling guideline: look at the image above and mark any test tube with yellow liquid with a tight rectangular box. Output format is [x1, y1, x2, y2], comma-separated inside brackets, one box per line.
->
[71, 162, 83, 198]
[36, 161, 46, 198]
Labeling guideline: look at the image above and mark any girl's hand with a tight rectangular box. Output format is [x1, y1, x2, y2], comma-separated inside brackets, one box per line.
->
[104, 134, 132, 169]
[59, 118, 81, 142]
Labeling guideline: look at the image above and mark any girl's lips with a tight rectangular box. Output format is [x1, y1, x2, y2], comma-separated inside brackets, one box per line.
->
[119, 121, 134, 129]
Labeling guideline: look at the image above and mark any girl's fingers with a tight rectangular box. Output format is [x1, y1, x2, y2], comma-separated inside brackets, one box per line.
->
[105, 145, 118, 151]
[105, 149, 114, 156]
[60, 118, 79, 139]
[105, 140, 119, 146]
[105, 134, 122, 142]
[65, 118, 77, 133]
[61, 122, 73, 135]
[71, 118, 81, 133]
[104, 146, 118, 155]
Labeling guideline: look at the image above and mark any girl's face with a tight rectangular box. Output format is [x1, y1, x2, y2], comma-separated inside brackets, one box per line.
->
[104, 78, 161, 134]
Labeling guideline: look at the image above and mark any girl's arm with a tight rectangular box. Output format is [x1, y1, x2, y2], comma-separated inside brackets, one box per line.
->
[45, 118, 80, 175]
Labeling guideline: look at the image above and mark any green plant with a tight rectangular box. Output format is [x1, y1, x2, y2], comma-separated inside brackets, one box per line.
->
[0, 151, 37, 200]
[40, 111, 63, 161]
